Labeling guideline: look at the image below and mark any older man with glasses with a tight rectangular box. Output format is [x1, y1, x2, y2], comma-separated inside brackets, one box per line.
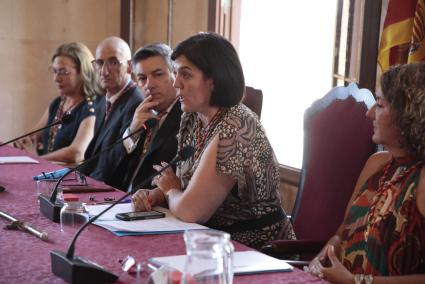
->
[80, 36, 143, 183]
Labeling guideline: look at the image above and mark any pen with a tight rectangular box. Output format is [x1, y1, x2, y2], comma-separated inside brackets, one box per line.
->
[91, 198, 132, 205]
[147, 262, 159, 271]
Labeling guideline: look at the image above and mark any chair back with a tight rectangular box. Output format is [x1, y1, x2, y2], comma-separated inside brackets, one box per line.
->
[292, 83, 376, 241]
[243, 86, 263, 118]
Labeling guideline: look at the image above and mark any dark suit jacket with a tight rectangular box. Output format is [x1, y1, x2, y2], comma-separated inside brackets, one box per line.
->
[106, 101, 182, 191]
[81, 84, 143, 182]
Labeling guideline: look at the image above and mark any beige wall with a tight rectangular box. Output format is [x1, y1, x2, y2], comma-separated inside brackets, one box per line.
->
[0, 0, 120, 141]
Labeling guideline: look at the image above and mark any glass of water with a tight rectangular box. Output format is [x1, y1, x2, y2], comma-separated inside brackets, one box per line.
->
[182, 229, 234, 284]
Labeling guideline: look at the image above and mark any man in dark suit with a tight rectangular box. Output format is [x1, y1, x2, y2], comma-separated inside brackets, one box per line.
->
[81, 37, 143, 182]
[105, 43, 181, 191]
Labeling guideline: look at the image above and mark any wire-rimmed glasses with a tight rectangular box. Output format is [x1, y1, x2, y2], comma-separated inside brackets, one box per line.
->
[91, 57, 127, 71]
[48, 66, 75, 77]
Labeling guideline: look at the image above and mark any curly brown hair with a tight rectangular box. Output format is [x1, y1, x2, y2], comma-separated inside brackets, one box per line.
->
[381, 62, 425, 160]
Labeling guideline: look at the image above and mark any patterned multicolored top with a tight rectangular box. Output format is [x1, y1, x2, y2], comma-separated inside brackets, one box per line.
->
[176, 104, 295, 248]
[339, 156, 425, 275]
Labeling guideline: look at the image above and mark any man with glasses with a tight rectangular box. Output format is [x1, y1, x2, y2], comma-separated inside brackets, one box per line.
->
[81, 36, 143, 183]
[102, 43, 181, 191]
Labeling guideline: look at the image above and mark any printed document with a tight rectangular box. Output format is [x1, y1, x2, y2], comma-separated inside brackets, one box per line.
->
[149, 250, 293, 274]
[0, 156, 39, 164]
[87, 203, 206, 235]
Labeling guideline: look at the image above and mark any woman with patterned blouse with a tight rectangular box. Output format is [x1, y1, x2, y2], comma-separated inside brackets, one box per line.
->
[306, 63, 425, 283]
[14, 42, 101, 164]
[131, 33, 295, 248]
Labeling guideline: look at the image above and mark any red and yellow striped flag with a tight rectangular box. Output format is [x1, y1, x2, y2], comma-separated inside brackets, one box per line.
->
[378, 0, 425, 71]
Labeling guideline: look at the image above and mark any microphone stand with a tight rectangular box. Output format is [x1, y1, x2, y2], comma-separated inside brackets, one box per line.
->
[0, 114, 73, 147]
[50, 146, 194, 284]
[39, 119, 158, 223]
[0, 114, 73, 195]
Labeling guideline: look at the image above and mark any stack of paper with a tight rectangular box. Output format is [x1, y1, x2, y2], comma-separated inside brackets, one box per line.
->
[0, 156, 39, 164]
[149, 250, 293, 274]
[87, 204, 206, 236]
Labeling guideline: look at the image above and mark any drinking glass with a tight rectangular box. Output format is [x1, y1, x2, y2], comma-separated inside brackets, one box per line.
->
[182, 229, 234, 284]
[36, 179, 60, 199]
[60, 201, 89, 236]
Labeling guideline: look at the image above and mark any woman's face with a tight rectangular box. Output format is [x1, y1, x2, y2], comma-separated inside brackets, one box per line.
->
[173, 55, 214, 113]
[50, 55, 82, 96]
[366, 91, 401, 148]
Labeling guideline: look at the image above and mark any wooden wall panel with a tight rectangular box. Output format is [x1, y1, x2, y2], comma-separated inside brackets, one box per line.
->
[279, 182, 298, 215]
[133, 0, 207, 49]
[171, 0, 208, 47]
[133, 0, 168, 50]
[279, 165, 300, 214]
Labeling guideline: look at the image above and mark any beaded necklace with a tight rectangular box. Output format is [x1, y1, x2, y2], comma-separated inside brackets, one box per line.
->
[364, 158, 423, 241]
[194, 108, 224, 160]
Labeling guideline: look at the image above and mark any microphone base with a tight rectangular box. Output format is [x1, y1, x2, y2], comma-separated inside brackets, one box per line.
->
[51, 250, 118, 284]
[39, 195, 63, 223]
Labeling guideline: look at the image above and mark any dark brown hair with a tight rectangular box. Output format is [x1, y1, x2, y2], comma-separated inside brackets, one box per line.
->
[381, 62, 425, 160]
[171, 32, 245, 107]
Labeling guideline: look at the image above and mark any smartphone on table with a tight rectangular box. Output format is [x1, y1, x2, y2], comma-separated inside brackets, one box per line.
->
[115, 210, 165, 221]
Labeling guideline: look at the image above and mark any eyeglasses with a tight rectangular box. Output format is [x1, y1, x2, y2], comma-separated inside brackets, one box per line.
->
[48, 67, 75, 77]
[91, 57, 127, 71]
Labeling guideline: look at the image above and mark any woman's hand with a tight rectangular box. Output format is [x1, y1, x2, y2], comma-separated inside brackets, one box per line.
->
[320, 245, 354, 284]
[306, 245, 331, 277]
[152, 162, 181, 195]
[13, 136, 38, 155]
[305, 235, 341, 276]
[131, 188, 166, 211]
[305, 255, 325, 278]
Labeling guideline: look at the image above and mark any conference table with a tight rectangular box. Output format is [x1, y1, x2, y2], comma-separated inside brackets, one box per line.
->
[0, 146, 328, 283]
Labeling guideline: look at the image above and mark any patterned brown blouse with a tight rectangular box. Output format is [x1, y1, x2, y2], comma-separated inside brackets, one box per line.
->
[176, 103, 295, 248]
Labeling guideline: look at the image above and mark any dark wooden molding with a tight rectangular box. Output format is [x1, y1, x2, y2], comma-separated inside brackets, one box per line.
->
[208, 0, 219, 32]
[120, 0, 134, 49]
[332, 0, 344, 86]
[207, 0, 241, 49]
[279, 164, 301, 187]
[344, 0, 355, 86]
[167, 0, 173, 46]
[359, 0, 382, 91]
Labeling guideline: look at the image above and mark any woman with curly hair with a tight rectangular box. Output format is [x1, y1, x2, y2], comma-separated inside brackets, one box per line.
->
[306, 63, 425, 283]
[14, 42, 102, 164]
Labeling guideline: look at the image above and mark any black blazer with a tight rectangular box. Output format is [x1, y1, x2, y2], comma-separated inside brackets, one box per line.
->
[106, 101, 182, 191]
[81, 84, 143, 182]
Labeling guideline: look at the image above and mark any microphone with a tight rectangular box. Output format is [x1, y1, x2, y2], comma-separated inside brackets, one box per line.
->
[39, 118, 158, 223]
[50, 146, 195, 284]
[0, 113, 74, 147]
[127, 144, 195, 192]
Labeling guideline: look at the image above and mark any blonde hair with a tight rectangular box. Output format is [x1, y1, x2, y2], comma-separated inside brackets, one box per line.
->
[52, 42, 102, 100]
